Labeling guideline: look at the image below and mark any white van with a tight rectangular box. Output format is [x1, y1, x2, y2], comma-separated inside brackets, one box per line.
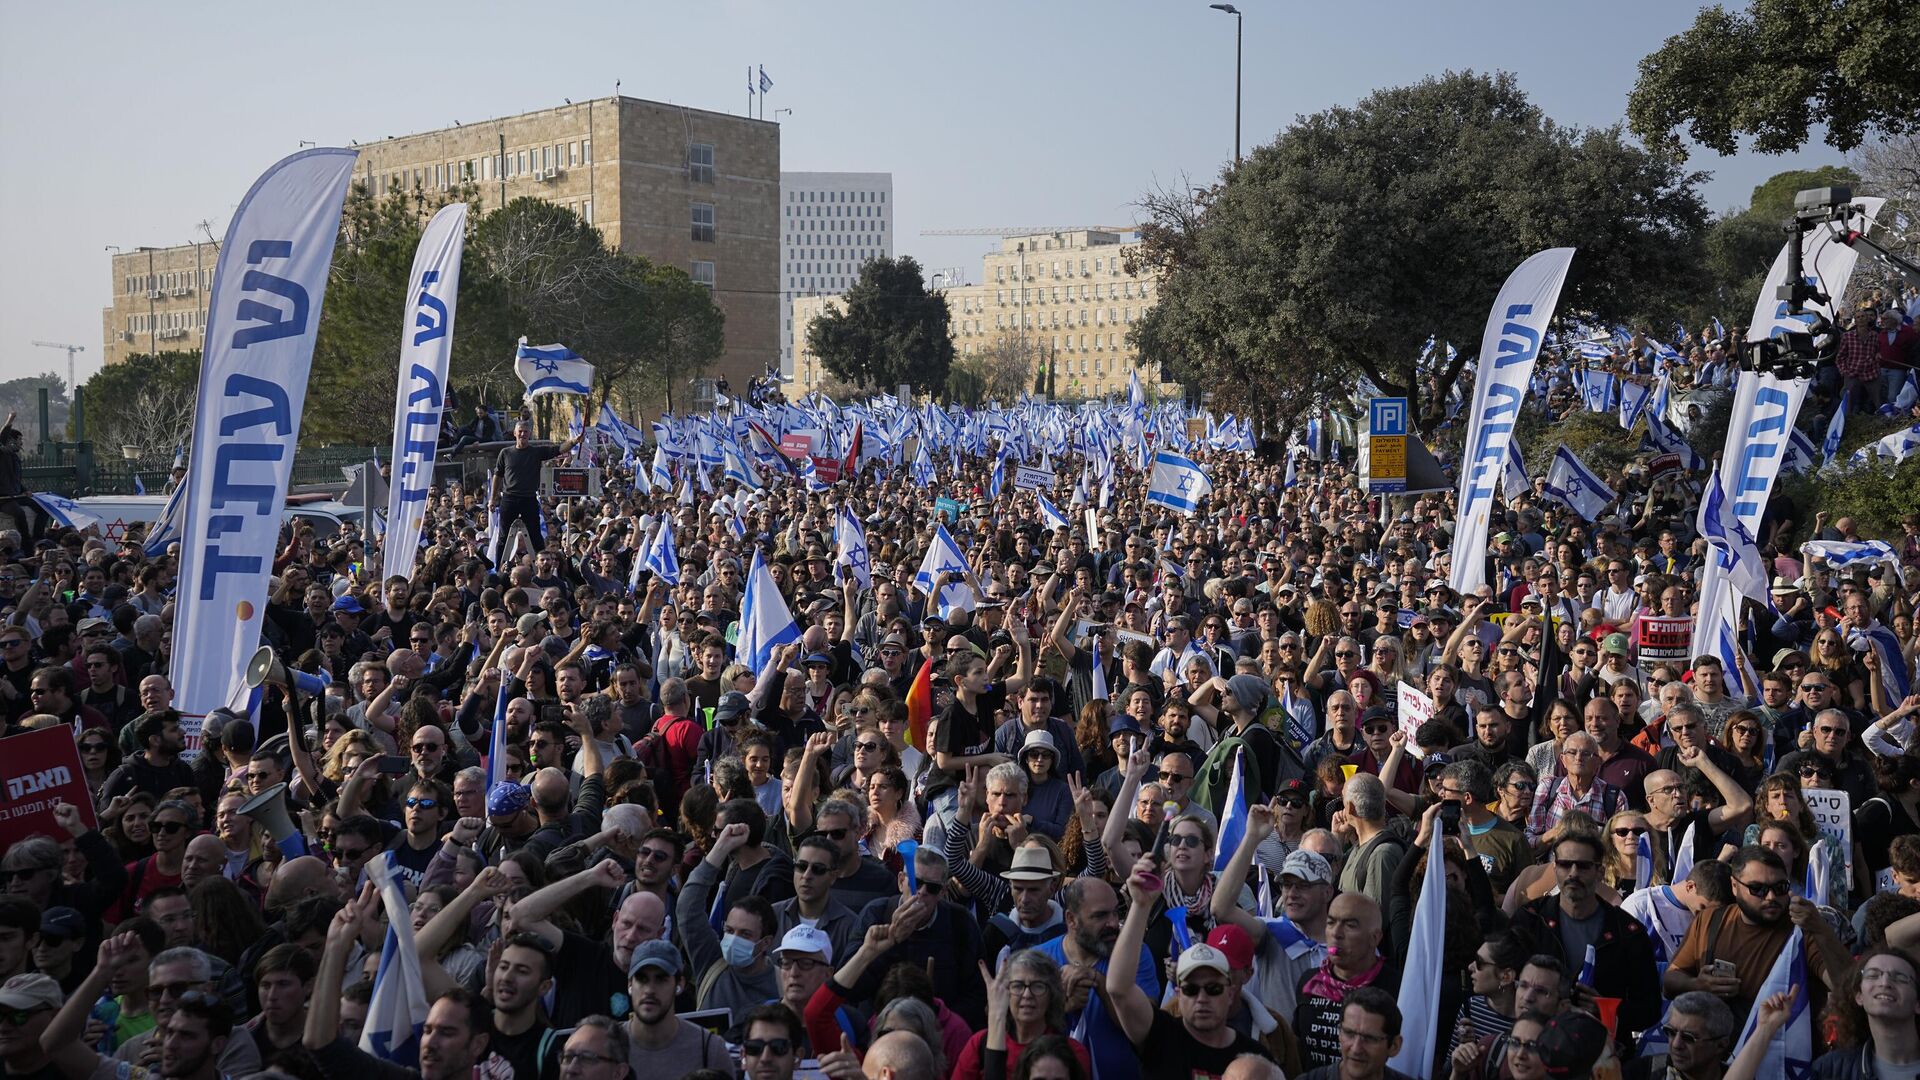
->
[73, 493, 364, 546]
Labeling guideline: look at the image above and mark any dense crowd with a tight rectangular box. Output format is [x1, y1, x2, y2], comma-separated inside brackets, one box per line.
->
[1, 362, 1919, 1080]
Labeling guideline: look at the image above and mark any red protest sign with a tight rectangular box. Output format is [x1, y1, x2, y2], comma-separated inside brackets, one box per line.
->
[779, 434, 813, 459]
[1635, 614, 1693, 668]
[810, 456, 842, 484]
[0, 726, 96, 851]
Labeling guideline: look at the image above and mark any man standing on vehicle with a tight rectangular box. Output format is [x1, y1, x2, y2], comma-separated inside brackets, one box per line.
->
[491, 416, 581, 555]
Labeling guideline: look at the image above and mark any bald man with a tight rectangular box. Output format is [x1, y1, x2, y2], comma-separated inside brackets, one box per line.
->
[263, 855, 345, 916]
[862, 1030, 937, 1079]
[180, 835, 229, 890]
[1294, 892, 1397, 1071]
[1223, 1055, 1288, 1080]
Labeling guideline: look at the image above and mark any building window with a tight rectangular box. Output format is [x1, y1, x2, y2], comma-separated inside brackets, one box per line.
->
[584, 199, 593, 224]
[688, 142, 715, 182]
[691, 203, 716, 242]
[691, 260, 715, 291]
[582, 139, 591, 163]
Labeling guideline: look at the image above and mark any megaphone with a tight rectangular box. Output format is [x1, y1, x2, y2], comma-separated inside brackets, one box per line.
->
[238, 781, 307, 859]
[245, 646, 330, 697]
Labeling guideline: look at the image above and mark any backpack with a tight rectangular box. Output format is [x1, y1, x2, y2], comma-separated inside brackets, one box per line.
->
[1191, 715, 1305, 816]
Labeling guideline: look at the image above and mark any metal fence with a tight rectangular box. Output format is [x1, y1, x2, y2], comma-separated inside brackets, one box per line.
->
[22, 444, 385, 497]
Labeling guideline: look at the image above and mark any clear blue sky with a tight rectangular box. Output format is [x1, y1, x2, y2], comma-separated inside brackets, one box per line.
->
[0, 0, 1837, 387]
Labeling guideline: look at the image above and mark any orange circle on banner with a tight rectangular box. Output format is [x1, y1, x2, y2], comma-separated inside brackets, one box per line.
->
[235, 601, 254, 621]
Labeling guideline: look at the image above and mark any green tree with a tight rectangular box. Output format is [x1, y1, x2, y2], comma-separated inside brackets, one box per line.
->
[1628, 0, 1920, 158]
[0, 373, 68, 445]
[1129, 71, 1709, 433]
[803, 256, 954, 393]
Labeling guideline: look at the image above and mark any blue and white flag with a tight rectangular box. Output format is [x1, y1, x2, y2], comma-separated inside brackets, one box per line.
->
[1823, 391, 1849, 463]
[1671, 820, 1699, 886]
[1785, 428, 1818, 475]
[1283, 450, 1298, 490]
[1731, 928, 1812, 1080]
[1802, 539, 1901, 575]
[1212, 748, 1248, 873]
[142, 478, 188, 558]
[383, 202, 466, 584]
[914, 523, 976, 616]
[1643, 412, 1708, 472]
[1387, 826, 1448, 1079]
[738, 549, 801, 673]
[650, 446, 673, 490]
[132, 474, 145, 495]
[1634, 832, 1654, 893]
[1697, 464, 1770, 607]
[1036, 491, 1070, 533]
[1850, 422, 1920, 466]
[1128, 368, 1145, 410]
[910, 440, 936, 487]
[758, 64, 773, 92]
[514, 338, 595, 398]
[640, 517, 680, 585]
[360, 854, 430, 1063]
[1450, 248, 1576, 596]
[1619, 378, 1652, 429]
[30, 493, 103, 532]
[1090, 642, 1108, 702]
[1503, 439, 1531, 501]
[834, 505, 872, 591]
[1581, 370, 1616, 414]
[1860, 622, 1914, 702]
[722, 440, 762, 490]
[1544, 446, 1616, 521]
[1146, 450, 1213, 516]
[173, 149, 357, 738]
[1805, 839, 1833, 906]
[988, 450, 1008, 500]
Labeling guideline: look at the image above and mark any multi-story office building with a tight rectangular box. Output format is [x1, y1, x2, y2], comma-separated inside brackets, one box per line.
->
[103, 96, 779, 390]
[791, 229, 1162, 399]
[779, 172, 892, 378]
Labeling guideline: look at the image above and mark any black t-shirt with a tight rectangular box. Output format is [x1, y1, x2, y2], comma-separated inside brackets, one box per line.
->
[550, 929, 630, 1027]
[1294, 963, 1402, 1070]
[494, 443, 561, 498]
[488, 1017, 561, 1080]
[683, 675, 724, 722]
[1139, 1007, 1273, 1080]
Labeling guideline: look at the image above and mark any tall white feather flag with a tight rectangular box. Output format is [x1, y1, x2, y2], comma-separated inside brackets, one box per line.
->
[1388, 826, 1448, 1079]
[360, 857, 430, 1062]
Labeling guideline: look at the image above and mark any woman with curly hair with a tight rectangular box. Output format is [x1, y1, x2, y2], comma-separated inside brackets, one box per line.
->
[864, 765, 921, 863]
[1073, 700, 1115, 782]
[1735, 772, 1849, 912]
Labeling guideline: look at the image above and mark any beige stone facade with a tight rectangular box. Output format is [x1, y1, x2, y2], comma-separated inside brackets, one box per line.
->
[102, 96, 779, 391]
[790, 229, 1163, 399]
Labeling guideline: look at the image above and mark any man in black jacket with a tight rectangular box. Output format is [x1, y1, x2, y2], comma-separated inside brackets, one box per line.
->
[850, 844, 987, 1029]
[1511, 832, 1661, 1036]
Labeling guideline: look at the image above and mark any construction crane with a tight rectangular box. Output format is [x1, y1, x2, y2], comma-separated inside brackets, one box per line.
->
[30, 341, 84, 396]
[921, 225, 1137, 237]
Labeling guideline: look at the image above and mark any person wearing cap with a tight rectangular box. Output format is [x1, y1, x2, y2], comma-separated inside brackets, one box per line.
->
[1107, 855, 1276, 1077]
[991, 678, 1085, 782]
[328, 593, 377, 667]
[694, 687, 760, 779]
[1015, 729, 1074, 841]
[769, 924, 842, 1050]
[1215, 803, 1335, 1022]
[0, 970, 77, 1077]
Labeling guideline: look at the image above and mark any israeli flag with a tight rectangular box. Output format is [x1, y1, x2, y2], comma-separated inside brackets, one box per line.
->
[723, 441, 761, 490]
[726, 510, 747, 541]
[1543, 447, 1616, 521]
[1212, 748, 1248, 873]
[1581, 370, 1616, 413]
[650, 446, 673, 490]
[738, 549, 801, 673]
[1644, 413, 1707, 472]
[1503, 439, 1531, 501]
[1634, 832, 1654, 892]
[1861, 622, 1914, 701]
[1387, 827, 1448, 1079]
[913, 523, 976, 616]
[1895, 371, 1919, 413]
[988, 450, 1007, 500]
[1090, 642, 1108, 702]
[1850, 422, 1920, 466]
[514, 338, 595, 398]
[834, 505, 872, 591]
[1698, 465, 1770, 606]
[640, 517, 680, 586]
[31, 493, 103, 532]
[1146, 450, 1213, 516]
[1785, 427, 1819, 476]
[910, 440, 936, 487]
[1283, 450, 1298, 490]
[1036, 491, 1070, 533]
[132, 473, 145, 495]
[1802, 539, 1901, 574]
[1671, 820, 1699, 886]
[1619, 379, 1653, 429]
[1712, 316, 1725, 340]
[1732, 928, 1813, 1080]
[1823, 390, 1849, 462]
[360, 857, 430, 1063]
[1128, 368, 1145, 410]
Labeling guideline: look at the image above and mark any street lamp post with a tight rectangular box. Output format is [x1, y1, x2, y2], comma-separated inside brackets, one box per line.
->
[1209, 4, 1242, 164]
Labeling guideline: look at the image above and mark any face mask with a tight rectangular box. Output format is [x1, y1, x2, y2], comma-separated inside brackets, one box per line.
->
[720, 933, 758, 969]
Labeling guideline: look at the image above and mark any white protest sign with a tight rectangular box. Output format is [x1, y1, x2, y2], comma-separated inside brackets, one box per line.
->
[1803, 787, 1853, 876]
[1397, 681, 1433, 760]
[1013, 465, 1056, 491]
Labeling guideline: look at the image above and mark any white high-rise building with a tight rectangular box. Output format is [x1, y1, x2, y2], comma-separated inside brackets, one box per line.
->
[780, 171, 893, 377]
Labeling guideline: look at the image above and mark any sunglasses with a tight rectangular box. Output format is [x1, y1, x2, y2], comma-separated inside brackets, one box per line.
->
[151, 820, 189, 835]
[1736, 878, 1791, 898]
[1167, 833, 1206, 850]
[333, 847, 370, 862]
[79, 742, 109, 753]
[1157, 770, 1192, 783]
[1275, 797, 1307, 809]
[794, 860, 835, 878]
[638, 847, 674, 864]
[816, 827, 849, 841]
[404, 797, 439, 810]
[742, 1038, 794, 1058]
[1612, 826, 1648, 838]
[411, 743, 443, 753]
[854, 741, 885, 753]
[1660, 1025, 1721, 1047]
[0, 866, 55, 883]
[1181, 981, 1228, 998]
[1553, 858, 1598, 872]
[0, 1006, 49, 1026]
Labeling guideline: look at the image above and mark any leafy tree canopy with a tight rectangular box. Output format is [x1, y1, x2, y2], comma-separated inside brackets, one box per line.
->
[1130, 70, 1709, 433]
[804, 256, 954, 394]
[1628, 0, 1920, 157]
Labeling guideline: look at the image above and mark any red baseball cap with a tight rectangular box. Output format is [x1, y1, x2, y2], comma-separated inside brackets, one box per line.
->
[1205, 924, 1253, 972]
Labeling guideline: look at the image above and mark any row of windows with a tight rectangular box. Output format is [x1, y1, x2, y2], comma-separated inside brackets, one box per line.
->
[786, 203, 883, 219]
[789, 277, 850, 292]
[125, 269, 212, 296]
[375, 138, 593, 195]
[960, 310, 1135, 332]
[787, 189, 886, 204]
[785, 218, 885, 236]
[786, 229, 881, 248]
[127, 308, 205, 333]
[790, 247, 881, 264]
[995, 256, 1125, 281]
[963, 281, 1147, 311]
